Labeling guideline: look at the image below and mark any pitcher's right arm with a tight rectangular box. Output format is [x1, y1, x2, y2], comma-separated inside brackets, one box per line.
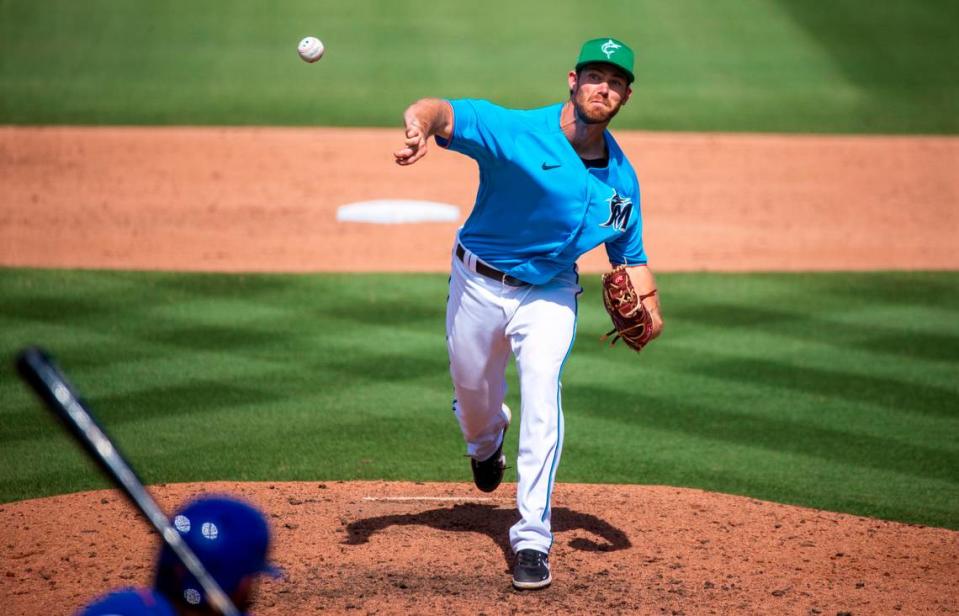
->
[393, 98, 454, 166]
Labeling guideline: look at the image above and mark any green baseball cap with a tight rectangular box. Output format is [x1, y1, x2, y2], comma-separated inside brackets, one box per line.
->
[575, 37, 635, 83]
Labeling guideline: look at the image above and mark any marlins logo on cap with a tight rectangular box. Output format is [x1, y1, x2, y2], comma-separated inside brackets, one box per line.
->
[575, 37, 635, 83]
[600, 39, 622, 59]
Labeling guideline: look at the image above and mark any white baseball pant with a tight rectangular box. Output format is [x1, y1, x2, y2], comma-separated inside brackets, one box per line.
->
[446, 239, 581, 554]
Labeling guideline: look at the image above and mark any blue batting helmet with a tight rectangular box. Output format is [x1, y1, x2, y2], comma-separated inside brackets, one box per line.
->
[154, 495, 279, 611]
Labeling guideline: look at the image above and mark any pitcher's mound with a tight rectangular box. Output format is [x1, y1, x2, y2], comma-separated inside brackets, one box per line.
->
[2, 481, 956, 614]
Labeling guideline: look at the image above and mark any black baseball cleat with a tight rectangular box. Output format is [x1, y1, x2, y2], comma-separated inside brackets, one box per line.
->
[470, 410, 510, 493]
[512, 549, 552, 590]
[470, 438, 506, 492]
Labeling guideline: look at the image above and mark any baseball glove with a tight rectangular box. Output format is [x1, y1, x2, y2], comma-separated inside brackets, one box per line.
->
[600, 266, 656, 352]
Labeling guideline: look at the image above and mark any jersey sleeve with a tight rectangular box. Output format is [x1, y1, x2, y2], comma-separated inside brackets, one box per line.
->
[434, 99, 514, 164]
[604, 183, 648, 266]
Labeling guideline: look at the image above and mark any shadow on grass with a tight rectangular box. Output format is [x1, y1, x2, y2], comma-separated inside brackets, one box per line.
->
[344, 503, 630, 569]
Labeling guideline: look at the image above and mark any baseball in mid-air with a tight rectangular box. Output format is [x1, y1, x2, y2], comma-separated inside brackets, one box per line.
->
[297, 36, 325, 63]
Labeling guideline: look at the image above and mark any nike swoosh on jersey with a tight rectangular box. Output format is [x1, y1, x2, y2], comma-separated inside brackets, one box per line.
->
[541, 162, 561, 170]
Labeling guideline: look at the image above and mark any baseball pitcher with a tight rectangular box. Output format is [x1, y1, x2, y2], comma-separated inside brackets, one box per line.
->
[394, 37, 663, 589]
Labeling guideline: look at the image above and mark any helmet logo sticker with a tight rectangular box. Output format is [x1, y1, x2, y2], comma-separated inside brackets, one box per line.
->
[184, 588, 202, 605]
[174, 514, 191, 533]
[201, 522, 219, 540]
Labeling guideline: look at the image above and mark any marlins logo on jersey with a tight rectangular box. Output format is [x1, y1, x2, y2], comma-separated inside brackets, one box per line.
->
[600, 189, 633, 232]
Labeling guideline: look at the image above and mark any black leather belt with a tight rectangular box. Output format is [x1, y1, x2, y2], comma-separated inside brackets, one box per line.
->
[456, 244, 530, 287]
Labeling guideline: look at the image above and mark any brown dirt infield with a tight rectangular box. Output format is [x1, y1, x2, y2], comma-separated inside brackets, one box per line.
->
[1, 127, 957, 273]
[2, 127, 958, 614]
[3, 482, 957, 615]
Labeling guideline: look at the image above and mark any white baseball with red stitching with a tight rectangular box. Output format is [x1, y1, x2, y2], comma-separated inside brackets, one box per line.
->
[297, 36, 324, 63]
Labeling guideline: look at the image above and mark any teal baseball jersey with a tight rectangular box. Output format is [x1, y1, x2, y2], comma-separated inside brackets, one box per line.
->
[436, 99, 647, 285]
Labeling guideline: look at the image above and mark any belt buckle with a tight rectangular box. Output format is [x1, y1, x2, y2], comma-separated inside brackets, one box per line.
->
[502, 273, 525, 287]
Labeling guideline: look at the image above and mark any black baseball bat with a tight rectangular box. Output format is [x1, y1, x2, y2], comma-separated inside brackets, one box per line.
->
[15, 346, 240, 616]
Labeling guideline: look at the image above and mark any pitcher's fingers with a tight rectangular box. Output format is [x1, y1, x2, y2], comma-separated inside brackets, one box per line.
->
[397, 146, 427, 165]
[393, 146, 414, 159]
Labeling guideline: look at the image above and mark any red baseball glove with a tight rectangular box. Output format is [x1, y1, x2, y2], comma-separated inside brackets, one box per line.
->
[600, 266, 657, 352]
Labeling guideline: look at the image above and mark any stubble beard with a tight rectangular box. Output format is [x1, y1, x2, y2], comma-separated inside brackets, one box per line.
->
[572, 92, 619, 125]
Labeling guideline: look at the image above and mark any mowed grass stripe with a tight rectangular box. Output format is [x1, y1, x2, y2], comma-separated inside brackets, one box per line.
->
[572, 384, 956, 482]
[572, 349, 952, 456]
[565, 415, 958, 516]
[1, 269, 957, 530]
[1, 0, 956, 133]
[564, 400, 959, 526]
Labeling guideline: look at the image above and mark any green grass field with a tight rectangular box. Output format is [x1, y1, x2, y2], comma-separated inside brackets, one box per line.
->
[2, 269, 957, 529]
[1, 0, 956, 535]
[1, 0, 957, 132]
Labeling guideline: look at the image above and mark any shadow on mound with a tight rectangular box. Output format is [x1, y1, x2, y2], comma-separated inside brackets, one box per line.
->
[343, 503, 630, 566]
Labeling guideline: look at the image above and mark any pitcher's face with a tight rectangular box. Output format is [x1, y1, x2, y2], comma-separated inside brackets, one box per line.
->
[569, 64, 632, 124]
